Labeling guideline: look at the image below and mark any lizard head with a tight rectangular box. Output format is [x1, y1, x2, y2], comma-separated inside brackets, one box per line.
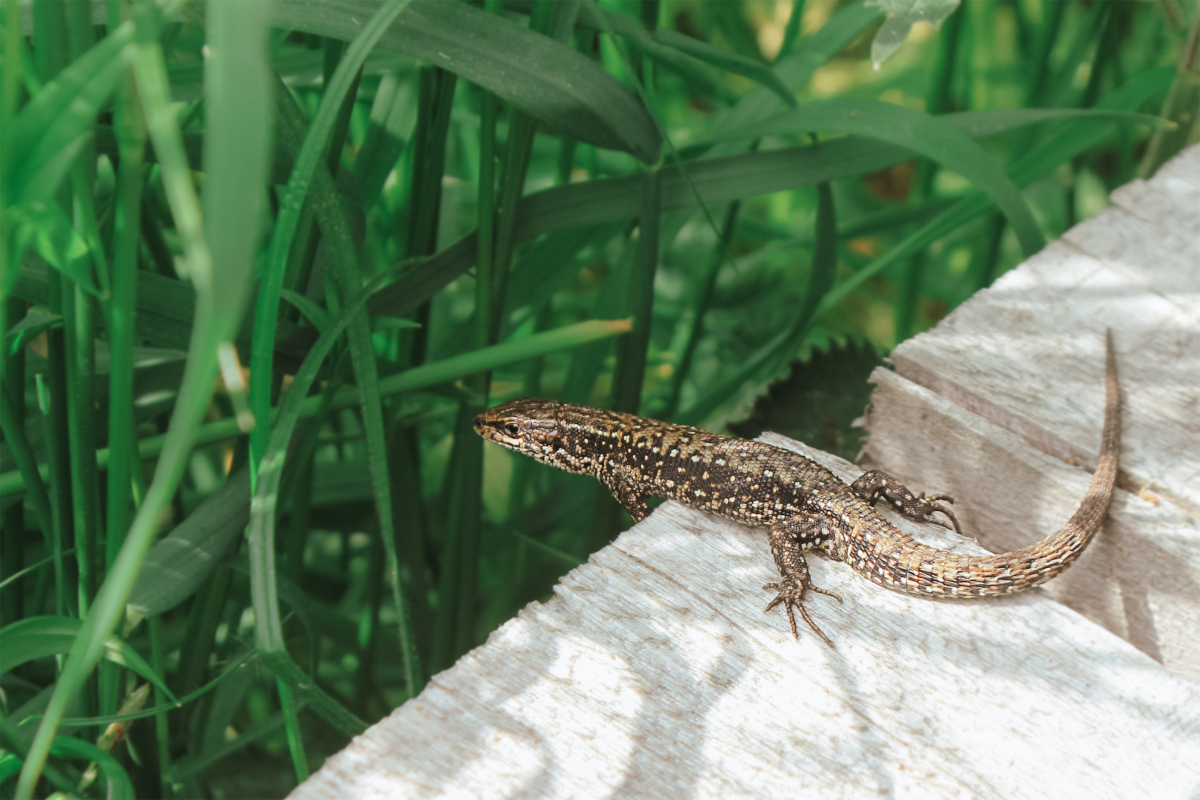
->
[474, 397, 565, 466]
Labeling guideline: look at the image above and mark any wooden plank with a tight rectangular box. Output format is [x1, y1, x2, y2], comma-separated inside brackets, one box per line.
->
[864, 145, 1200, 681]
[885, 243, 1200, 513]
[290, 436, 1200, 800]
[862, 368, 1200, 683]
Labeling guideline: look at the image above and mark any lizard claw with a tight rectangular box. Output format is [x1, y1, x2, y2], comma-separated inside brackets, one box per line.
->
[763, 579, 841, 648]
[917, 493, 961, 534]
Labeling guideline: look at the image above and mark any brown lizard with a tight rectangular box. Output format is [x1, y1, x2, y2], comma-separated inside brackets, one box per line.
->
[474, 332, 1120, 647]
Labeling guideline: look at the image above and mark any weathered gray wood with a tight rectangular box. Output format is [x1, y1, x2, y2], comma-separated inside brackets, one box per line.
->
[290, 437, 1200, 800]
[864, 145, 1200, 682]
[862, 368, 1200, 683]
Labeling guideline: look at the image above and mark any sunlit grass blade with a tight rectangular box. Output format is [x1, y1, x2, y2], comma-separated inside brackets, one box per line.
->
[248, 260, 408, 739]
[273, 39, 424, 699]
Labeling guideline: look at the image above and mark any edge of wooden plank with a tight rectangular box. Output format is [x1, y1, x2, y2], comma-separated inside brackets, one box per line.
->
[290, 434, 1200, 800]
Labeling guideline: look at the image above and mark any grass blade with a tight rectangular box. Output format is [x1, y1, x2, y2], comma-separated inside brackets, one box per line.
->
[14, 0, 269, 791]
[250, 0, 413, 487]
[711, 98, 1046, 256]
[275, 0, 661, 163]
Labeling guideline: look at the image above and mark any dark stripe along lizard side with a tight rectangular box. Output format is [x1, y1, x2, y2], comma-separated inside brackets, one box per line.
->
[474, 332, 1121, 647]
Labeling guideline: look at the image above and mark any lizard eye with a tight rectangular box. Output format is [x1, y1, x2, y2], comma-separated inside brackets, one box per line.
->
[504, 422, 521, 436]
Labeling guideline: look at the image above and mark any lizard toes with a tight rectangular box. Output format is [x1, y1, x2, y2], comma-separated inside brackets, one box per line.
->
[918, 494, 962, 534]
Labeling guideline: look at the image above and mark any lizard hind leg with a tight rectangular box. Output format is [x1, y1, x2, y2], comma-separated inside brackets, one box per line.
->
[850, 469, 962, 534]
[763, 521, 842, 648]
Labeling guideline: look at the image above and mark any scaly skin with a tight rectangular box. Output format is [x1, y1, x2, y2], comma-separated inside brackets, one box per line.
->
[474, 333, 1121, 647]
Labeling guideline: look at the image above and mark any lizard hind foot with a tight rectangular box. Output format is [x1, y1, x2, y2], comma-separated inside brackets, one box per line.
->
[918, 493, 962, 534]
[762, 579, 841, 648]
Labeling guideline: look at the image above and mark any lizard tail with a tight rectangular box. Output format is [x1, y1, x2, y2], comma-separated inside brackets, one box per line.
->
[844, 330, 1121, 599]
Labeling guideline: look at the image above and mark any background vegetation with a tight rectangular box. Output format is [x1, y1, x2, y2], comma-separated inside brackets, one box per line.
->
[1, 0, 1195, 796]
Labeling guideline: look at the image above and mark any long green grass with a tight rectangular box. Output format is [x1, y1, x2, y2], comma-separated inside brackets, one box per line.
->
[1, 0, 1193, 796]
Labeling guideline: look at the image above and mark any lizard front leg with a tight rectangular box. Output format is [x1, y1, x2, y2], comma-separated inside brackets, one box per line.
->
[763, 515, 843, 647]
[850, 469, 961, 534]
[601, 466, 651, 522]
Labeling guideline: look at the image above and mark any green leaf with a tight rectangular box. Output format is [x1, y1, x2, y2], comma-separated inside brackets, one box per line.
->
[708, 1, 883, 136]
[49, 736, 136, 800]
[866, 0, 961, 68]
[5, 304, 61, 356]
[126, 470, 250, 619]
[251, 0, 414, 479]
[10, 254, 311, 366]
[279, 288, 331, 333]
[274, 0, 660, 163]
[360, 104, 1155, 322]
[6, 203, 98, 295]
[653, 28, 795, 107]
[370, 316, 420, 331]
[682, 67, 1176, 428]
[712, 97, 1046, 256]
[0, 753, 20, 784]
[5, 105, 1158, 372]
[572, 4, 794, 107]
[0, 617, 174, 702]
[940, 107, 1172, 139]
[4, 20, 135, 205]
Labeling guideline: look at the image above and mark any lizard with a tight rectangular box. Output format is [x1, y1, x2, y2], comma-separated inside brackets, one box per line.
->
[473, 332, 1120, 647]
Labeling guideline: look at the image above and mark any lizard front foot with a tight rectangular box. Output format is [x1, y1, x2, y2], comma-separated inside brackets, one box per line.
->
[763, 578, 842, 648]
